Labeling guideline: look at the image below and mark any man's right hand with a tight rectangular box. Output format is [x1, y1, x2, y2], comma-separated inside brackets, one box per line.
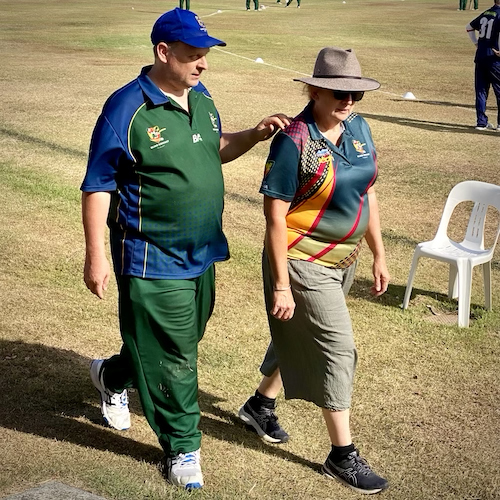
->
[84, 254, 110, 299]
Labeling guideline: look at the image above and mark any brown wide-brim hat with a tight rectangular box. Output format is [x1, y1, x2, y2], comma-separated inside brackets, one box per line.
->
[294, 47, 380, 92]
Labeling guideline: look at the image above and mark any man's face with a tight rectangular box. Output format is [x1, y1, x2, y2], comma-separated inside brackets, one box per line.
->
[164, 42, 210, 90]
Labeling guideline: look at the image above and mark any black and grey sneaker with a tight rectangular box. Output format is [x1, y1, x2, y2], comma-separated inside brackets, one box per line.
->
[322, 449, 388, 495]
[238, 397, 290, 443]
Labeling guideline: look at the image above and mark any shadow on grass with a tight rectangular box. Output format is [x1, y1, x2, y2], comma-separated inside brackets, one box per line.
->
[406, 100, 476, 111]
[362, 112, 495, 135]
[349, 279, 452, 308]
[198, 393, 320, 472]
[0, 127, 87, 161]
[0, 340, 319, 473]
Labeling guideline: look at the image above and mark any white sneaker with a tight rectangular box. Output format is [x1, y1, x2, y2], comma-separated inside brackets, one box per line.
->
[475, 123, 496, 131]
[89, 359, 130, 430]
[166, 449, 204, 489]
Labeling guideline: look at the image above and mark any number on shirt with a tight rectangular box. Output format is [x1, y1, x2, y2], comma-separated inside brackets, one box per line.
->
[479, 17, 495, 39]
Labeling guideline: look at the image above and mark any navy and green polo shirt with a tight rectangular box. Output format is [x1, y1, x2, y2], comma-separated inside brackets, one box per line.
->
[470, 5, 500, 63]
[81, 66, 229, 279]
[260, 102, 377, 268]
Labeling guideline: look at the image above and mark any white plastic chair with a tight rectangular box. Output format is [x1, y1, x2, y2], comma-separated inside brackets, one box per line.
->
[402, 180, 500, 327]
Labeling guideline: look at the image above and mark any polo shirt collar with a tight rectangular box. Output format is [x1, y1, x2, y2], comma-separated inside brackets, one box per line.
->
[137, 66, 205, 110]
[137, 66, 170, 106]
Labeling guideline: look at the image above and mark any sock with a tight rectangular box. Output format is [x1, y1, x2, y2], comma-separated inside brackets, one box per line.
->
[330, 443, 356, 462]
[251, 390, 276, 409]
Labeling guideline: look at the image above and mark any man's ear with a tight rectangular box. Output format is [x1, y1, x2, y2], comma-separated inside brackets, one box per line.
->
[155, 42, 170, 63]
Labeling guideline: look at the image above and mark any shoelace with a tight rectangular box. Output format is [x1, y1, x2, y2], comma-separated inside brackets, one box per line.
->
[348, 452, 373, 476]
[174, 452, 198, 468]
[256, 406, 278, 424]
[105, 389, 128, 408]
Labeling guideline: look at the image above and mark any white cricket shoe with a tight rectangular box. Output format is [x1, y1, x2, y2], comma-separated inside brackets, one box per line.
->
[90, 359, 130, 430]
[475, 123, 496, 131]
[166, 449, 204, 489]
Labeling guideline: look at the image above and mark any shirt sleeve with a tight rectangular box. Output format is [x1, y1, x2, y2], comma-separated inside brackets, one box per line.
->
[80, 114, 124, 192]
[466, 23, 478, 44]
[259, 131, 300, 201]
[469, 14, 481, 31]
[356, 115, 378, 187]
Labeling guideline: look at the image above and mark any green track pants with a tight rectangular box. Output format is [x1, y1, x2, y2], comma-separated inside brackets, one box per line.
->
[459, 0, 477, 9]
[103, 266, 215, 456]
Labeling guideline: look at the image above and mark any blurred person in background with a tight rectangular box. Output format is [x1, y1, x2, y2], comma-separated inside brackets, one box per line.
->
[466, 0, 500, 129]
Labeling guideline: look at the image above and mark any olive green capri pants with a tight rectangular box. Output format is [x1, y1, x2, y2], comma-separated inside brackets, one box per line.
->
[102, 266, 215, 457]
[260, 252, 358, 410]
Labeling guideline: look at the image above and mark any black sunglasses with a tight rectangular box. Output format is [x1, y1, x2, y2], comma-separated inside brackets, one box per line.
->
[332, 91, 364, 102]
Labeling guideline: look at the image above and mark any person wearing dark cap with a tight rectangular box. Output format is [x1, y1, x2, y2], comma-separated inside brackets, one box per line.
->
[238, 47, 390, 495]
[81, 7, 289, 490]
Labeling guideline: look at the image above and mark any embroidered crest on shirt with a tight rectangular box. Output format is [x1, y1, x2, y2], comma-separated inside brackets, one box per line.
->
[352, 140, 366, 154]
[264, 160, 274, 178]
[316, 148, 333, 171]
[352, 139, 370, 158]
[209, 112, 219, 132]
[147, 126, 169, 150]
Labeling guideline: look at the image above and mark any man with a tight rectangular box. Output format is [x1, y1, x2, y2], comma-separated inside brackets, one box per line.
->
[81, 7, 288, 490]
[246, 0, 259, 10]
[459, 0, 478, 10]
[466, 0, 500, 129]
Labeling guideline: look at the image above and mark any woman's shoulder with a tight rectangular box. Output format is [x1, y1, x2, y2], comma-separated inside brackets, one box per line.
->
[344, 112, 372, 135]
[345, 112, 368, 126]
[281, 111, 310, 148]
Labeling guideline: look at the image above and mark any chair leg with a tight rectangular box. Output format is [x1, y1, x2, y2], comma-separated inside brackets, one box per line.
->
[402, 250, 420, 310]
[457, 260, 472, 328]
[448, 264, 458, 299]
[483, 261, 492, 311]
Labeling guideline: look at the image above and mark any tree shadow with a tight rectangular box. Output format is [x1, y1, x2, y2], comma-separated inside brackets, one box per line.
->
[0, 340, 319, 473]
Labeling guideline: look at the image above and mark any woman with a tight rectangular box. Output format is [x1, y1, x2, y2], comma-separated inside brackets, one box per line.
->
[239, 47, 390, 494]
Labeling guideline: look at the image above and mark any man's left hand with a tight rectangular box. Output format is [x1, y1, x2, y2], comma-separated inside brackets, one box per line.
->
[255, 114, 292, 141]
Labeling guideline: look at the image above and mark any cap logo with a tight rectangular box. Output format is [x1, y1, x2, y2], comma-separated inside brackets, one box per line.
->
[195, 15, 207, 32]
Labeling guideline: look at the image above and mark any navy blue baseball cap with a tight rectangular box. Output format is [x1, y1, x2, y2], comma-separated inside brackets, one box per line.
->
[151, 8, 226, 48]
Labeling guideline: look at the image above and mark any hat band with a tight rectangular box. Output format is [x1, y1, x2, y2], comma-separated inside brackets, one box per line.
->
[312, 75, 364, 79]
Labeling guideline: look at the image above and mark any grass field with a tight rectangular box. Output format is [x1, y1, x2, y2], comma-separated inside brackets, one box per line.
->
[1, 0, 500, 499]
